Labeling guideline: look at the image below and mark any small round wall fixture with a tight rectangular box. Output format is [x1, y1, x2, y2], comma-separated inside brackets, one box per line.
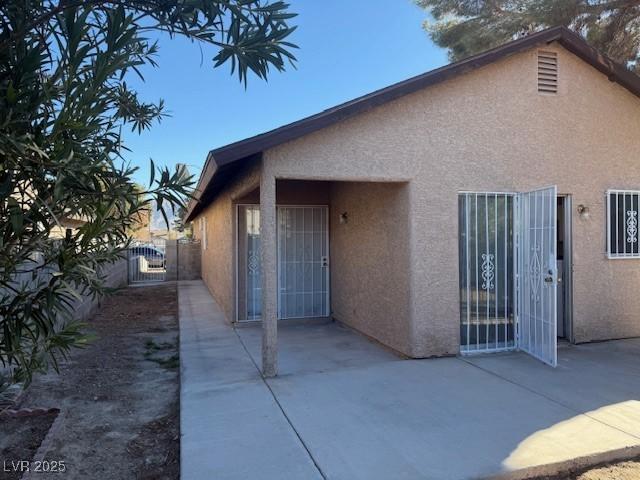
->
[577, 204, 590, 219]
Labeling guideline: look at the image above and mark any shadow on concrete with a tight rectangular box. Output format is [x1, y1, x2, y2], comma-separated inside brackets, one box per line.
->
[236, 320, 401, 377]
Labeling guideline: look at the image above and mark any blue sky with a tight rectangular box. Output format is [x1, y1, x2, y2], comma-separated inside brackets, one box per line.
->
[122, 0, 448, 185]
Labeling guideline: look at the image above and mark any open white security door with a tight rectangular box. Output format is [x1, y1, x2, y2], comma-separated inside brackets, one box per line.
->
[517, 186, 558, 367]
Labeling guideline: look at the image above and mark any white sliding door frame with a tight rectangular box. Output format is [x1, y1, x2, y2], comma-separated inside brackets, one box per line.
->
[235, 204, 262, 322]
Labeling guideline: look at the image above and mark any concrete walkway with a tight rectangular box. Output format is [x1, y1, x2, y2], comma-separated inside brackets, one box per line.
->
[179, 280, 640, 480]
[178, 281, 321, 480]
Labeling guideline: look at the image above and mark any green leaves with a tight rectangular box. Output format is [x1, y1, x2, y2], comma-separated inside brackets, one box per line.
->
[7, 197, 23, 236]
[149, 158, 156, 187]
[5, 81, 16, 105]
[0, 0, 296, 387]
[207, 0, 299, 84]
[417, 0, 640, 68]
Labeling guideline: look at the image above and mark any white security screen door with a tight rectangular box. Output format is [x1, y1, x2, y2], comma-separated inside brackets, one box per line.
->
[517, 186, 558, 367]
[277, 206, 330, 319]
[459, 193, 516, 353]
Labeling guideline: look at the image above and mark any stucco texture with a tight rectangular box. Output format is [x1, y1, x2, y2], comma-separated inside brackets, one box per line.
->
[194, 161, 260, 322]
[329, 181, 412, 354]
[261, 42, 640, 356]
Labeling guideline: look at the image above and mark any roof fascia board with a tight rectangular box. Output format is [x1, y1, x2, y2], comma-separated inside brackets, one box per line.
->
[184, 152, 218, 221]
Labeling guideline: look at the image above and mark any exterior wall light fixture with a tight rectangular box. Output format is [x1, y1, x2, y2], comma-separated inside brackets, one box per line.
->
[577, 204, 590, 219]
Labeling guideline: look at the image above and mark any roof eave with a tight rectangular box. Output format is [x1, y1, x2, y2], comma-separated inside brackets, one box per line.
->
[186, 26, 640, 222]
[184, 151, 218, 223]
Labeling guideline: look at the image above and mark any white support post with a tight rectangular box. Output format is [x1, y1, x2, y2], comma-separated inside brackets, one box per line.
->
[260, 173, 278, 377]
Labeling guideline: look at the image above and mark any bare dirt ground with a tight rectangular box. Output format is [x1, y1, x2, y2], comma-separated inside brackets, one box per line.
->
[0, 413, 58, 480]
[536, 458, 640, 480]
[0, 283, 179, 480]
[573, 460, 640, 480]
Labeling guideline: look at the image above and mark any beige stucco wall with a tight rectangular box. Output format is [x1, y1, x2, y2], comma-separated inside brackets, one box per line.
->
[194, 162, 260, 322]
[329, 182, 412, 354]
[261, 42, 640, 356]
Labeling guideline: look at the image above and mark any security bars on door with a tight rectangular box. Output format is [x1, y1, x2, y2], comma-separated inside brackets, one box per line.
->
[607, 190, 640, 258]
[458, 193, 515, 353]
[236, 205, 330, 322]
[517, 186, 558, 367]
[277, 206, 330, 319]
[237, 205, 262, 321]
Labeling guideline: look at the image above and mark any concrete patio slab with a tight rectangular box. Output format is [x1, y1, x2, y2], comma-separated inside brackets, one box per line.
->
[236, 319, 401, 376]
[179, 280, 640, 480]
[465, 340, 640, 441]
[266, 356, 639, 480]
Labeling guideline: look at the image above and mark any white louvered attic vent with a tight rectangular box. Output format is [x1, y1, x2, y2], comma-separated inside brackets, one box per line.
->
[537, 50, 558, 94]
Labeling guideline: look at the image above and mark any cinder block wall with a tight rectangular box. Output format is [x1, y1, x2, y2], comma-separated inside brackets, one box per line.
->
[165, 240, 202, 281]
[165, 240, 178, 281]
[74, 258, 128, 322]
[177, 242, 201, 280]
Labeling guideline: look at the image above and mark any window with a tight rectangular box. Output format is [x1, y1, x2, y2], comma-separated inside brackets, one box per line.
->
[607, 190, 640, 258]
[201, 217, 207, 251]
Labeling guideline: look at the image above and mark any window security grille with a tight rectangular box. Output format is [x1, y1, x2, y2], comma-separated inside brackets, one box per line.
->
[607, 190, 640, 258]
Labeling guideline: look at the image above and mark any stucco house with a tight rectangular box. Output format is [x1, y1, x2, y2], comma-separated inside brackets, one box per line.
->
[184, 26, 640, 376]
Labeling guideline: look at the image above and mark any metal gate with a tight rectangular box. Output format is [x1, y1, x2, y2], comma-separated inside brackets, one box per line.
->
[128, 239, 167, 284]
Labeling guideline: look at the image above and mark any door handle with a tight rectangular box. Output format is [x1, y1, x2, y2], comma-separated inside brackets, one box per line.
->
[321, 256, 329, 268]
